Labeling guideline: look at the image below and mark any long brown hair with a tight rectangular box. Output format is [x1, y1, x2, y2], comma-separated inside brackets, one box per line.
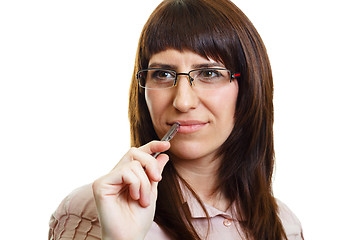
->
[128, 0, 286, 239]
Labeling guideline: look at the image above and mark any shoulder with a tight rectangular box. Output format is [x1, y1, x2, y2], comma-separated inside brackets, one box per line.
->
[52, 184, 98, 221]
[49, 184, 101, 239]
[276, 199, 304, 240]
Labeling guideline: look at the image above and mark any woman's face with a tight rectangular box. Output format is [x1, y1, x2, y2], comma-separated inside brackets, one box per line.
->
[145, 49, 238, 161]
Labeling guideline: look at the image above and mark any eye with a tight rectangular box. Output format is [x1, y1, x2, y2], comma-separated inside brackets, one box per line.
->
[199, 69, 223, 79]
[194, 69, 224, 82]
[151, 70, 175, 79]
[201, 70, 220, 78]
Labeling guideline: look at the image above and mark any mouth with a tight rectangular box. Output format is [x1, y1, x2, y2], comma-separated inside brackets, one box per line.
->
[168, 120, 208, 134]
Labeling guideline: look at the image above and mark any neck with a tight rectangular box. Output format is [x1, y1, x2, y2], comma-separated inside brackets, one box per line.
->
[171, 154, 230, 211]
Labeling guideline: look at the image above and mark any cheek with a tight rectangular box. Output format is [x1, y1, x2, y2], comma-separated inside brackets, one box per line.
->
[145, 90, 171, 121]
[145, 91, 157, 119]
[203, 82, 238, 121]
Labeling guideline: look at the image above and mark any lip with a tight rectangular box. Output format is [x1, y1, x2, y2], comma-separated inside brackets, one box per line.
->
[168, 120, 208, 134]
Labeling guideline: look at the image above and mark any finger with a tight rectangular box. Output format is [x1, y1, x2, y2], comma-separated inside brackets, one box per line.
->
[112, 147, 157, 181]
[110, 141, 171, 184]
[128, 145, 169, 182]
[154, 153, 170, 180]
[139, 141, 170, 180]
[130, 163, 152, 207]
[149, 153, 170, 199]
[112, 142, 165, 168]
[121, 169, 141, 201]
[139, 141, 171, 156]
[94, 161, 142, 198]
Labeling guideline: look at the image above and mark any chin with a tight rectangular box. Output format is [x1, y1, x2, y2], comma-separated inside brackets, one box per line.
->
[169, 142, 218, 161]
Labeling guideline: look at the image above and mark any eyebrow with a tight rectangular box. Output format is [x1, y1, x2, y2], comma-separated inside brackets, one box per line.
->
[148, 62, 225, 70]
[148, 63, 176, 69]
[192, 62, 225, 69]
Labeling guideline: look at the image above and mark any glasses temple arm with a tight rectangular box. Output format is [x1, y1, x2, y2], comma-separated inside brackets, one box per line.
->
[232, 73, 241, 78]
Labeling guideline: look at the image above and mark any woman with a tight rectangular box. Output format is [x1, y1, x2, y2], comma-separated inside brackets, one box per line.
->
[49, 0, 303, 239]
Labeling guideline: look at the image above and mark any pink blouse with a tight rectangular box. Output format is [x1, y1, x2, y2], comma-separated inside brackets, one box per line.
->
[49, 184, 303, 240]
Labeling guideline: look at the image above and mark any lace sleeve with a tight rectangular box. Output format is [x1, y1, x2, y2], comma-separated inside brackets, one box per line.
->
[48, 184, 101, 240]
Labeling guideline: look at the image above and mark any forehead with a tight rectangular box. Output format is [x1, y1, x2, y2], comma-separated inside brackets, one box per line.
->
[148, 49, 225, 69]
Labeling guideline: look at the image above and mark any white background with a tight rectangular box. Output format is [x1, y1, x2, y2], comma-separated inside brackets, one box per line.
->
[0, 0, 359, 239]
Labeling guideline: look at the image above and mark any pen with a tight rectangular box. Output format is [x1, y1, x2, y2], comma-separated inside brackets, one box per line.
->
[152, 122, 180, 158]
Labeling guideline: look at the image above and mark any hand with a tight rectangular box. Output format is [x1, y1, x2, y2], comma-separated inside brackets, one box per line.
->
[92, 141, 171, 240]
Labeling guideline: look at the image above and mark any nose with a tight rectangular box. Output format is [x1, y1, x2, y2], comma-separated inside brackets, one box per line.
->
[172, 75, 199, 112]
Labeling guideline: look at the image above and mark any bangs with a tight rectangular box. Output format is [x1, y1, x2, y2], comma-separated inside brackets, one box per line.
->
[140, 0, 244, 71]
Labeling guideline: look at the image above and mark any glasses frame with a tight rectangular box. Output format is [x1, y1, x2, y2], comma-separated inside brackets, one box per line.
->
[136, 68, 241, 89]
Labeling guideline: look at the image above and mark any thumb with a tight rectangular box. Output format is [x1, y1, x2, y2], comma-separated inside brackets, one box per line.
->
[150, 153, 169, 193]
[156, 153, 170, 176]
[139, 140, 170, 155]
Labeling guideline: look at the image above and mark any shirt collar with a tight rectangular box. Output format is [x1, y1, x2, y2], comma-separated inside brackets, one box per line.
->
[179, 180, 238, 220]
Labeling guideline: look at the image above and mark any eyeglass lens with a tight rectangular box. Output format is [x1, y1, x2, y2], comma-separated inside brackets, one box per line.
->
[138, 69, 231, 89]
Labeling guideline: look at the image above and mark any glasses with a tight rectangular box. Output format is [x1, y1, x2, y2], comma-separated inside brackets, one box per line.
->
[137, 68, 241, 89]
